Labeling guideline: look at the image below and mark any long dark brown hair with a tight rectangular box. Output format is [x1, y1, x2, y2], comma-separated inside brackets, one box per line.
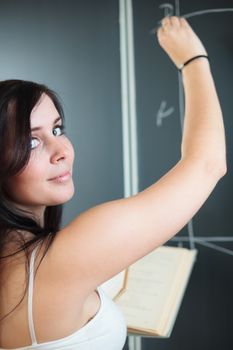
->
[0, 79, 66, 321]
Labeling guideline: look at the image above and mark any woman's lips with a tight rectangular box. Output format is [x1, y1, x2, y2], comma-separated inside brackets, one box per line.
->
[48, 171, 71, 183]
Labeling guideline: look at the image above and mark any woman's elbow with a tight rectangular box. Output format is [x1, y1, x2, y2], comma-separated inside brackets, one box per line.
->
[205, 158, 227, 180]
[219, 161, 227, 177]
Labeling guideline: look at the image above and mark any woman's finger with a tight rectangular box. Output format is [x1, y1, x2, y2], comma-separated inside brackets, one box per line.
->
[169, 16, 181, 27]
[161, 16, 172, 27]
[180, 17, 188, 27]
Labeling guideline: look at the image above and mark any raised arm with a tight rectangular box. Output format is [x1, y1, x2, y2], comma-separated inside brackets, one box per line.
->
[157, 16, 226, 171]
[48, 17, 227, 294]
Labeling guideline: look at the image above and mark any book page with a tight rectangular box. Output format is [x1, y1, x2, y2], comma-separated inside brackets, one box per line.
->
[159, 249, 197, 335]
[115, 246, 197, 335]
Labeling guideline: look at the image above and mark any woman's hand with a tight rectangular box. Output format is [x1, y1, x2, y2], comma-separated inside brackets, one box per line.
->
[157, 16, 207, 69]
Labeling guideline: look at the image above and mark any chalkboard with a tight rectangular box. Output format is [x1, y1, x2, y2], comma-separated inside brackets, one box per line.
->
[132, 0, 233, 349]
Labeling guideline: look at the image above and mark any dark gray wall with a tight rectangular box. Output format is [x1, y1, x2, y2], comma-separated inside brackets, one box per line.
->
[0, 0, 124, 225]
[133, 0, 233, 349]
[0, 1, 127, 347]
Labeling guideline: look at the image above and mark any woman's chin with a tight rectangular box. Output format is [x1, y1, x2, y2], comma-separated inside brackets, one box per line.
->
[49, 186, 75, 205]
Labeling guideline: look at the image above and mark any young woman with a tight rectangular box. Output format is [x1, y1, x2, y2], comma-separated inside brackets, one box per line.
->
[0, 16, 227, 349]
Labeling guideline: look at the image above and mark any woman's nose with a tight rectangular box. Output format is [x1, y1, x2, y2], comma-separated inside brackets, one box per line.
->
[50, 139, 68, 164]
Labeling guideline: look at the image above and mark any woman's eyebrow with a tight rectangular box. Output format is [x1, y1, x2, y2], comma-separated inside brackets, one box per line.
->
[31, 116, 62, 131]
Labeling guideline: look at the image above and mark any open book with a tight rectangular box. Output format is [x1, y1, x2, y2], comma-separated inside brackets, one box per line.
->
[101, 245, 197, 337]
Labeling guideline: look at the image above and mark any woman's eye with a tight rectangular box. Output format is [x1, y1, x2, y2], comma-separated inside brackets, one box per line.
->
[53, 125, 65, 136]
[31, 138, 40, 149]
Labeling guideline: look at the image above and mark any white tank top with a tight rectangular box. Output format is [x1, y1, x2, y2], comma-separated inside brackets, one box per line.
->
[0, 245, 127, 350]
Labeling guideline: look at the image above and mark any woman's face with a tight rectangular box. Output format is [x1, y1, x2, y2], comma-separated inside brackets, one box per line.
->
[6, 93, 75, 220]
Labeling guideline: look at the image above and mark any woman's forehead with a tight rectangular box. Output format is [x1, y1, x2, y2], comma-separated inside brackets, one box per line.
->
[30, 94, 59, 127]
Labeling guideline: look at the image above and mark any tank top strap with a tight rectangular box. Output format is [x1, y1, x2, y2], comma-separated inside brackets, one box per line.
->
[28, 244, 40, 345]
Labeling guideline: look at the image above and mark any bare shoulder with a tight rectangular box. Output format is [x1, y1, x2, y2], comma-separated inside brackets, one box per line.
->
[43, 158, 223, 295]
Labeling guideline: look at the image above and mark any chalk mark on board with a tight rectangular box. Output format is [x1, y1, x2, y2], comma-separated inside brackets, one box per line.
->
[150, 6, 233, 34]
[156, 100, 174, 127]
[159, 3, 174, 17]
[183, 8, 233, 19]
[175, 0, 180, 16]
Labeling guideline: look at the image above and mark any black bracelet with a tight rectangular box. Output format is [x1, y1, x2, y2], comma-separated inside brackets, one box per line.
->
[178, 55, 209, 72]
